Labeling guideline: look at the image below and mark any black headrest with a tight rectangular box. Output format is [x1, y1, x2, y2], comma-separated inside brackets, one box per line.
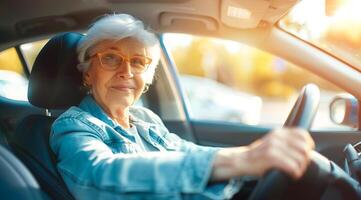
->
[28, 32, 85, 109]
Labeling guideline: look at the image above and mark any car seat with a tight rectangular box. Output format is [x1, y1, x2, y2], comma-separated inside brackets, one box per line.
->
[10, 32, 85, 200]
[0, 144, 48, 200]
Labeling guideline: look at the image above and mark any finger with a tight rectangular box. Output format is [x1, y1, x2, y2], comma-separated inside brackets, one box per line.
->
[269, 135, 311, 177]
[277, 128, 314, 158]
[268, 147, 303, 179]
[275, 141, 308, 174]
[288, 128, 315, 150]
[261, 130, 307, 169]
[285, 135, 312, 160]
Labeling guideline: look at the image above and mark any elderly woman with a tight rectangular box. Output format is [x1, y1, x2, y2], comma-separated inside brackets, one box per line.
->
[50, 14, 315, 200]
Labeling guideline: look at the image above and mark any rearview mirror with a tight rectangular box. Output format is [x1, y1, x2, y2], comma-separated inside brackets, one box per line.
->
[329, 94, 359, 128]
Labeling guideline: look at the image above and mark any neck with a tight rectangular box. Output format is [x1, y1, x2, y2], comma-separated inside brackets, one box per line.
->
[91, 95, 132, 129]
[114, 114, 131, 129]
[104, 105, 131, 129]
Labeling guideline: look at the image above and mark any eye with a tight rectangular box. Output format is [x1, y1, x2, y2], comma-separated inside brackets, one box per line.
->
[130, 57, 146, 67]
[101, 53, 123, 66]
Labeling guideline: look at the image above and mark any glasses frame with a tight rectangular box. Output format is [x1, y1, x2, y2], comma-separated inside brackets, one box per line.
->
[92, 49, 152, 74]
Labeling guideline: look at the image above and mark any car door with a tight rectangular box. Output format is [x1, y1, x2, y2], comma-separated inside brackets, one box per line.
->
[158, 32, 361, 168]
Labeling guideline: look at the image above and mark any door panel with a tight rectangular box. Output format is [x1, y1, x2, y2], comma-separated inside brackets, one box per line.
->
[191, 120, 269, 146]
[312, 131, 361, 166]
[189, 119, 361, 167]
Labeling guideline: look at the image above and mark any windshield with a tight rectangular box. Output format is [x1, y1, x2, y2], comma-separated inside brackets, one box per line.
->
[279, 0, 361, 71]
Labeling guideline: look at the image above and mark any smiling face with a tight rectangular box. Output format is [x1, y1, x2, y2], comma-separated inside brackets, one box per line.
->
[83, 37, 149, 117]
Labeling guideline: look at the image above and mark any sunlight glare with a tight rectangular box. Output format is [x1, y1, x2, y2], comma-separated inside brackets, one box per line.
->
[163, 33, 193, 51]
[221, 40, 241, 54]
[332, 0, 361, 20]
[288, 0, 327, 39]
[20, 43, 33, 51]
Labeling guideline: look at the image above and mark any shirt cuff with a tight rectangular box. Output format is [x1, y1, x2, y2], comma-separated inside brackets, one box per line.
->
[201, 178, 243, 200]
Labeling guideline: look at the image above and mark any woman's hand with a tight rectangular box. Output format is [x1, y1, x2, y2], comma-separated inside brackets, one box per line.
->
[210, 128, 315, 182]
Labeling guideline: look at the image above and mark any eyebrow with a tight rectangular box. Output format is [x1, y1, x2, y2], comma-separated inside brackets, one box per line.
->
[108, 47, 148, 57]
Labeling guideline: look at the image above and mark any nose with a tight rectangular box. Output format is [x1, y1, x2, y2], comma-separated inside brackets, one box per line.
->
[116, 61, 134, 79]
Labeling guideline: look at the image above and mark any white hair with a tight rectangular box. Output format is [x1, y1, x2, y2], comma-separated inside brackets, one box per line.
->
[77, 14, 160, 84]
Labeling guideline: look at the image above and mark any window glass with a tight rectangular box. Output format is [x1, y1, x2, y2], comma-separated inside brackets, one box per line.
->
[163, 33, 351, 130]
[0, 48, 28, 101]
[279, 0, 361, 71]
[20, 39, 48, 72]
[0, 39, 48, 102]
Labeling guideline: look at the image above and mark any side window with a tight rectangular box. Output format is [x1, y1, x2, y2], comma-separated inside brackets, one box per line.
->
[20, 40, 48, 72]
[163, 33, 351, 130]
[0, 48, 28, 101]
[0, 40, 48, 102]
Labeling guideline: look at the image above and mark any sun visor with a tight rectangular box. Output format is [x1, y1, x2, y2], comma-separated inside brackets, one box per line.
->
[220, 0, 299, 29]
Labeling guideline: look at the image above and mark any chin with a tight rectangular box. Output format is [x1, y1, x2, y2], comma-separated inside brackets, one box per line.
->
[108, 97, 133, 109]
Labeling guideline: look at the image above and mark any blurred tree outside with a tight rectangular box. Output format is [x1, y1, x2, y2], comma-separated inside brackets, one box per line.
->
[168, 34, 340, 100]
[0, 39, 48, 78]
[322, 16, 361, 68]
[280, 0, 361, 71]
[0, 48, 25, 76]
[20, 39, 48, 71]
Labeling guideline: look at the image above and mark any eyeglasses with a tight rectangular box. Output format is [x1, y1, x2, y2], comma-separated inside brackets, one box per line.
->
[93, 49, 152, 74]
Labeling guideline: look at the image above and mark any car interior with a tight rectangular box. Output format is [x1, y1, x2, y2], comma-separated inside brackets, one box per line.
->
[0, 0, 361, 199]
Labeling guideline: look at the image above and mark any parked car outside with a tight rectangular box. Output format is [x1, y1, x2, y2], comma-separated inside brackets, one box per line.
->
[180, 74, 262, 125]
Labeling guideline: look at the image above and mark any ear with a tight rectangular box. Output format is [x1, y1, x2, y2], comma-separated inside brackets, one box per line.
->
[82, 71, 92, 86]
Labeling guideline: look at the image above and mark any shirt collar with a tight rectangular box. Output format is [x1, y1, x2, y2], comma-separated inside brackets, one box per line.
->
[78, 95, 156, 130]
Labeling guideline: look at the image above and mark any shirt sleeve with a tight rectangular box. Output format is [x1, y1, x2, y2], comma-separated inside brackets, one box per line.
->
[50, 116, 235, 198]
[134, 107, 243, 199]
[162, 133, 242, 200]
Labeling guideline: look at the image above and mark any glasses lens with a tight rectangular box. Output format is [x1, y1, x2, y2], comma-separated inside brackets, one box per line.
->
[130, 56, 151, 73]
[98, 51, 151, 73]
[100, 52, 123, 69]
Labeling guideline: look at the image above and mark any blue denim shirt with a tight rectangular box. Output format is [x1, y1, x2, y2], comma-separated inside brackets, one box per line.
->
[50, 95, 241, 200]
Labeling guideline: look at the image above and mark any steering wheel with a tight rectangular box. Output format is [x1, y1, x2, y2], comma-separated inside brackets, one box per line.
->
[248, 84, 321, 200]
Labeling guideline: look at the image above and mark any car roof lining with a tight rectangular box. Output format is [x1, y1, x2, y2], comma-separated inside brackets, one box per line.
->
[0, 0, 294, 50]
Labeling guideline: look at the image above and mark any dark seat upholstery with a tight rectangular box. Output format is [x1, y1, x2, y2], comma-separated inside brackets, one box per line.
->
[12, 115, 74, 200]
[10, 32, 85, 200]
[0, 144, 47, 200]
